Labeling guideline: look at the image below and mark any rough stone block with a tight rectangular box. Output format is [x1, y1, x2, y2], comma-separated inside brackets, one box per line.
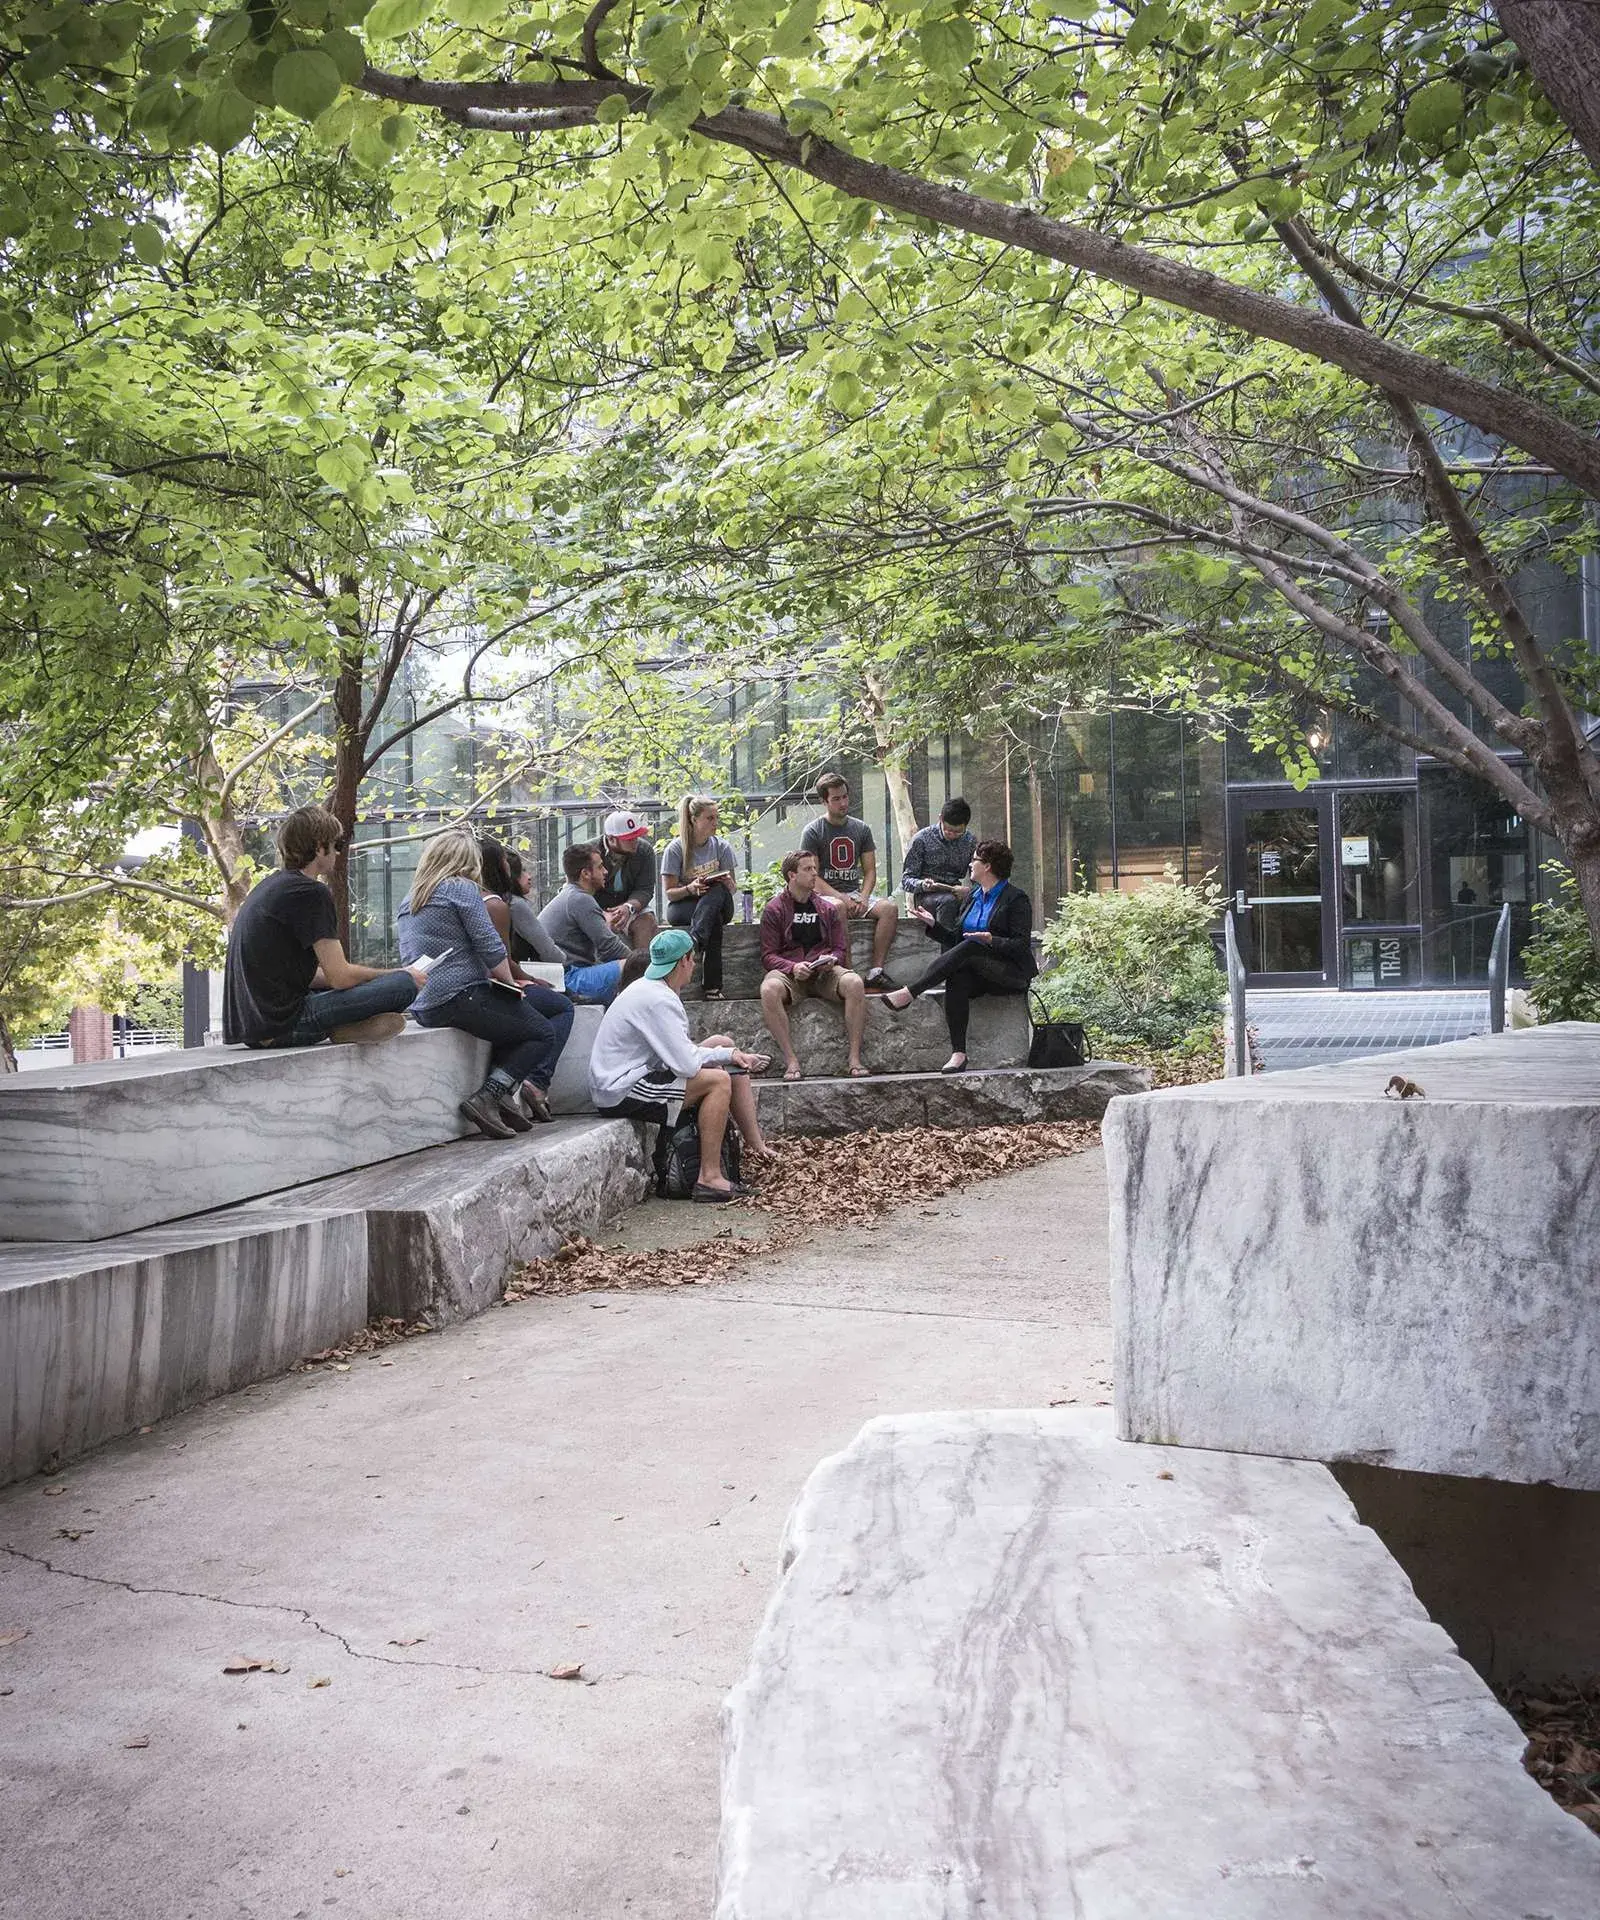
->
[754, 1061, 1148, 1134]
[238, 1117, 650, 1326]
[718, 1409, 1600, 1919]
[0, 1212, 366, 1485]
[685, 992, 1031, 1077]
[1105, 1023, 1600, 1490]
[0, 1028, 491, 1241]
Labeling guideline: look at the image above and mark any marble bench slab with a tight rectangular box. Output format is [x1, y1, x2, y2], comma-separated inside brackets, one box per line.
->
[685, 992, 1031, 1078]
[718, 1409, 1600, 1919]
[0, 1028, 493, 1242]
[753, 1060, 1149, 1133]
[1104, 1023, 1600, 1490]
[0, 1210, 367, 1484]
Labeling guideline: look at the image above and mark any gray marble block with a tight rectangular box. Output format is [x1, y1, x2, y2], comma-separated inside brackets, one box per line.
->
[1105, 1023, 1600, 1489]
[0, 1028, 493, 1242]
[718, 1409, 1600, 1919]
[753, 1060, 1149, 1134]
[239, 1116, 650, 1325]
[1, 1211, 366, 1484]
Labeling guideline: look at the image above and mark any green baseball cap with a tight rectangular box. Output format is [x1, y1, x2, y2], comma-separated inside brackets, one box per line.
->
[645, 927, 695, 979]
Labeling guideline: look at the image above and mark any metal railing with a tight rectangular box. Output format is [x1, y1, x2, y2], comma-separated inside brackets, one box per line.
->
[1487, 899, 1512, 1034]
[1223, 910, 1251, 1076]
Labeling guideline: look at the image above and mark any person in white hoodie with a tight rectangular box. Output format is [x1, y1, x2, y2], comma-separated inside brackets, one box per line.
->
[588, 927, 774, 1202]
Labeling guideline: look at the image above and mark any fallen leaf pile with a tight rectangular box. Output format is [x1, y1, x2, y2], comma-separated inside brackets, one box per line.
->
[506, 1120, 1099, 1297]
[223, 1656, 290, 1676]
[297, 1317, 431, 1370]
[1501, 1682, 1600, 1831]
[505, 1226, 795, 1298]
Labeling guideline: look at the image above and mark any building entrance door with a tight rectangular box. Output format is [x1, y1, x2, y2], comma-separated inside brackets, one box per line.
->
[1227, 789, 1335, 985]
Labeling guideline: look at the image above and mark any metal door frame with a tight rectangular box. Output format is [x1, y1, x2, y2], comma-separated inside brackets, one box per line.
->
[1225, 785, 1337, 986]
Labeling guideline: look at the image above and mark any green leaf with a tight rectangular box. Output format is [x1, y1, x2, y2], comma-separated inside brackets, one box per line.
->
[318, 27, 367, 82]
[195, 85, 257, 152]
[1402, 79, 1463, 150]
[1122, 1, 1170, 57]
[273, 49, 343, 120]
[130, 221, 166, 265]
[596, 91, 632, 124]
[364, 0, 433, 40]
[315, 439, 368, 488]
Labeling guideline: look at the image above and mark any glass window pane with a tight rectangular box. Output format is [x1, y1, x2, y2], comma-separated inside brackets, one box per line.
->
[1338, 791, 1419, 925]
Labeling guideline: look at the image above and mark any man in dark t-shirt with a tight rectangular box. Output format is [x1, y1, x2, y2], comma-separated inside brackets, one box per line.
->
[224, 806, 423, 1048]
[758, 849, 868, 1079]
[798, 772, 900, 990]
[595, 809, 660, 952]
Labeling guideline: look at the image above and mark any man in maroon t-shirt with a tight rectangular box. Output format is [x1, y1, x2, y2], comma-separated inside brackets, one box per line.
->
[758, 850, 869, 1081]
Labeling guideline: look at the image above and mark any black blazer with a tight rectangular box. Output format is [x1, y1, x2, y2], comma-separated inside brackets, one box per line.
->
[934, 884, 1037, 978]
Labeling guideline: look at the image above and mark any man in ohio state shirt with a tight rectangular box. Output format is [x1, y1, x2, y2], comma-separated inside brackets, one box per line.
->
[758, 848, 870, 1081]
[798, 770, 900, 991]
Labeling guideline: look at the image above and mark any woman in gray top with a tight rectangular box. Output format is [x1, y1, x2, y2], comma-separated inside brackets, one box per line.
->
[397, 830, 573, 1137]
[662, 795, 740, 997]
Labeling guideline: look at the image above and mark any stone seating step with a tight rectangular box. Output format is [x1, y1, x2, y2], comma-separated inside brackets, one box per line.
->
[718, 1408, 1600, 1919]
[754, 1061, 1148, 1133]
[0, 1028, 493, 1242]
[0, 1117, 647, 1487]
[684, 992, 1030, 1078]
[237, 1114, 648, 1325]
[1105, 1021, 1600, 1491]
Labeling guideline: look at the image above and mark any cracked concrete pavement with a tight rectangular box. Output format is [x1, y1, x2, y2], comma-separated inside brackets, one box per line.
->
[0, 1149, 1113, 1920]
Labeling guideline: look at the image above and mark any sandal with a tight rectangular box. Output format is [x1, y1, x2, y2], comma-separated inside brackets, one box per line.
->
[847, 1064, 872, 1078]
[692, 1182, 737, 1205]
[783, 1062, 804, 1082]
[702, 987, 724, 1001]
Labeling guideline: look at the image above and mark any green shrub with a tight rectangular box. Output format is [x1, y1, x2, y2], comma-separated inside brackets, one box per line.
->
[1525, 866, 1600, 1023]
[1035, 873, 1225, 1049]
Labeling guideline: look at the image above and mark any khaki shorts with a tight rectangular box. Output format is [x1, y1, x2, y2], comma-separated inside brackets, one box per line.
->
[770, 965, 855, 1004]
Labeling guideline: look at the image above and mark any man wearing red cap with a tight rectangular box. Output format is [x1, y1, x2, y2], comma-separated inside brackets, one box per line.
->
[596, 809, 660, 951]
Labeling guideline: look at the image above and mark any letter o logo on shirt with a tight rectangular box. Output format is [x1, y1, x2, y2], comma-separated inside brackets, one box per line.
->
[830, 835, 855, 874]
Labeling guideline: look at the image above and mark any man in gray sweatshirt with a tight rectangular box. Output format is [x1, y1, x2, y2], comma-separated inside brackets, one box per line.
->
[538, 843, 632, 1003]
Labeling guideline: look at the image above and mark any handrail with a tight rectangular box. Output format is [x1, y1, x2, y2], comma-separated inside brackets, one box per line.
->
[1487, 899, 1512, 1034]
[1223, 910, 1250, 1076]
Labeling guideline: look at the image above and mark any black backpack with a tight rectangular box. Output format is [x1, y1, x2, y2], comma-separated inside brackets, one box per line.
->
[657, 1104, 741, 1199]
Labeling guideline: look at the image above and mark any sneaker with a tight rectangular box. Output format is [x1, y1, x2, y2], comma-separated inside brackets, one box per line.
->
[329, 1012, 407, 1045]
[865, 968, 897, 993]
[460, 1089, 516, 1139]
[519, 1081, 555, 1124]
[495, 1091, 534, 1133]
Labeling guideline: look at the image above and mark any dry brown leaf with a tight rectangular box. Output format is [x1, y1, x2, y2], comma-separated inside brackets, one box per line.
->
[223, 1657, 289, 1676]
[1156, 1471, 1175, 1481]
[308, 1676, 331, 1689]
[0, 1628, 28, 1648]
[41, 1484, 66, 1497]
[123, 1735, 150, 1749]
[388, 1636, 426, 1648]
[548, 1662, 584, 1681]
[1502, 1680, 1600, 1826]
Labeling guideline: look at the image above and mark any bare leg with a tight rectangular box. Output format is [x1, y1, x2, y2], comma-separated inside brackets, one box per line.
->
[760, 973, 800, 1077]
[684, 1067, 734, 1190]
[840, 970, 867, 1073]
[729, 1072, 771, 1157]
[869, 898, 898, 969]
[629, 910, 659, 950]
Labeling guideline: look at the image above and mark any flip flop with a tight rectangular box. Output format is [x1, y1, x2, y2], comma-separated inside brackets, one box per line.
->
[783, 1063, 804, 1082]
[847, 1064, 872, 1078]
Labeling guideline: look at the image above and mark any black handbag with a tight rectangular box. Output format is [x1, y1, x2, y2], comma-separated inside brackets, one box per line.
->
[1027, 987, 1086, 1069]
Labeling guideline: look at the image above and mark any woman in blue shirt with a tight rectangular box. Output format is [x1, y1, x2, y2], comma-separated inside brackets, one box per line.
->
[883, 839, 1037, 1073]
[397, 829, 573, 1137]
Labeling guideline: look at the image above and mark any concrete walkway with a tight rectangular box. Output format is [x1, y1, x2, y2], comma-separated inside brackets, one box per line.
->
[0, 1151, 1112, 1920]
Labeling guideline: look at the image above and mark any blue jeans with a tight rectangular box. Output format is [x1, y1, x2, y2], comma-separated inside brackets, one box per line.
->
[564, 960, 623, 1005]
[414, 980, 574, 1091]
[283, 971, 418, 1047]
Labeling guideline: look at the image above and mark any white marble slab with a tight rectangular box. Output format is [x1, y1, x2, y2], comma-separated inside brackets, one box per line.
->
[718, 1410, 1600, 1919]
[1105, 1023, 1600, 1489]
[0, 1028, 499, 1241]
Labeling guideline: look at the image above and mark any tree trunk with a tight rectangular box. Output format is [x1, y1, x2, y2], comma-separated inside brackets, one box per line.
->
[862, 671, 921, 857]
[328, 647, 366, 950]
[0, 1009, 17, 1074]
[1494, 1, 1600, 176]
[1025, 748, 1048, 913]
[1566, 835, 1600, 964]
